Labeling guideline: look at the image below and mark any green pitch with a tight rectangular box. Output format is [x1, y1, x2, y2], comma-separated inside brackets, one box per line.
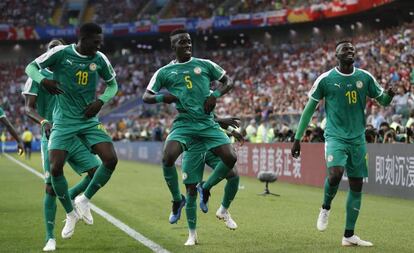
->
[0, 153, 413, 253]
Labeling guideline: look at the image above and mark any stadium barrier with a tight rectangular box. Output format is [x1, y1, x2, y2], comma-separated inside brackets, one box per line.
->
[114, 142, 414, 200]
[0, 140, 41, 152]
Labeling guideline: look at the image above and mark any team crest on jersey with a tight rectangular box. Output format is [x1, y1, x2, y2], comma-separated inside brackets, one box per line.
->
[327, 155, 334, 162]
[89, 63, 97, 71]
[182, 172, 188, 180]
[193, 67, 201, 75]
[45, 171, 50, 179]
[356, 81, 363, 89]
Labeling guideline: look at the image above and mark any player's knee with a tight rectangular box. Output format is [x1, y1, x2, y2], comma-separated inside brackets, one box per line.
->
[162, 155, 175, 167]
[226, 168, 239, 179]
[45, 184, 56, 196]
[50, 162, 64, 177]
[103, 156, 118, 170]
[186, 184, 197, 196]
[226, 152, 237, 168]
[349, 177, 363, 192]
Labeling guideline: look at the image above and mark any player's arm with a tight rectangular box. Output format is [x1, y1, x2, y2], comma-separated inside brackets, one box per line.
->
[291, 99, 319, 158]
[0, 117, 24, 154]
[84, 79, 119, 118]
[24, 94, 52, 139]
[375, 87, 396, 106]
[142, 90, 178, 104]
[204, 75, 234, 114]
[25, 49, 64, 95]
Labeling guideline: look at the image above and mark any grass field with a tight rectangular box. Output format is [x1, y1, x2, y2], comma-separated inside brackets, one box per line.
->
[0, 153, 413, 253]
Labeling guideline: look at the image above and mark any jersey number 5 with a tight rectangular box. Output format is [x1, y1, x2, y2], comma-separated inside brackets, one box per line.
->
[345, 90, 357, 104]
[76, 71, 88, 86]
[184, 75, 192, 89]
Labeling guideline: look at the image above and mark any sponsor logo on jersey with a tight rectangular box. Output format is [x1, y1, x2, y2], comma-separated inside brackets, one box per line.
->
[194, 66, 202, 75]
[356, 80, 363, 89]
[334, 83, 340, 88]
[66, 59, 73, 65]
[89, 63, 97, 71]
[182, 172, 188, 180]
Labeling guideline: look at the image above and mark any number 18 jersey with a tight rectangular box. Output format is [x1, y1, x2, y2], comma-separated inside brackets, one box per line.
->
[33, 44, 116, 124]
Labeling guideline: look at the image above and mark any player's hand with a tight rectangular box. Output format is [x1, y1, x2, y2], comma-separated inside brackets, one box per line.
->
[43, 121, 52, 140]
[41, 79, 64, 95]
[231, 131, 245, 146]
[163, 93, 178, 104]
[217, 117, 240, 129]
[84, 99, 104, 119]
[291, 139, 301, 158]
[17, 141, 24, 156]
[387, 86, 397, 98]
[204, 95, 216, 114]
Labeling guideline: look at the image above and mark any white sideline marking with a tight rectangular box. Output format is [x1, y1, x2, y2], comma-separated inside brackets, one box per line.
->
[5, 154, 170, 253]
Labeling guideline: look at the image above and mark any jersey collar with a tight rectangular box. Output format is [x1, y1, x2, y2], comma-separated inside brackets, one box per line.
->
[72, 44, 89, 58]
[334, 66, 355, 76]
[172, 57, 193, 65]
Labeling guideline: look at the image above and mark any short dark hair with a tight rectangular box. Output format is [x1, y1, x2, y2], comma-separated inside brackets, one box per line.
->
[79, 23, 102, 38]
[170, 28, 188, 37]
[335, 39, 352, 49]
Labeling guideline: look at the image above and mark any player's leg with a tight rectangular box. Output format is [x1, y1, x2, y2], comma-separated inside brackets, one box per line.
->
[162, 140, 184, 203]
[68, 169, 95, 200]
[205, 151, 239, 229]
[342, 143, 372, 246]
[317, 138, 347, 231]
[184, 184, 198, 246]
[40, 137, 57, 251]
[48, 126, 80, 239]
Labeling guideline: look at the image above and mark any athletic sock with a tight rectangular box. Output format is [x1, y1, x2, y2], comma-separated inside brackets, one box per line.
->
[43, 193, 57, 241]
[322, 177, 339, 210]
[162, 165, 181, 202]
[51, 175, 73, 213]
[84, 164, 113, 200]
[186, 194, 197, 230]
[69, 175, 92, 200]
[203, 161, 232, 190]
[222, 176, 240, 209]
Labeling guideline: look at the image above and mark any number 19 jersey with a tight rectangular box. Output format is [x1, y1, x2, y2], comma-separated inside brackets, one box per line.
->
[309, 67, 384, 143]
[33, 44, 116, 124]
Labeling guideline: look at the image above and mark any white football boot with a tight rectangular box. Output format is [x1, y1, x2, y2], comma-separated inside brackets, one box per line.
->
[216, 205, 238, 230]
[61, 210, 80, 239]
[42, 238, 56, 251]
[74, 194, 93, 225]
[316, 208, 330, 231]
[342, 235, 373, 247]
[184, 230, 198, 246]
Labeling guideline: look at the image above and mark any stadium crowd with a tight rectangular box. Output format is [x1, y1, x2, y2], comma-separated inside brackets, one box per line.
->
[1, 21, 413, 144]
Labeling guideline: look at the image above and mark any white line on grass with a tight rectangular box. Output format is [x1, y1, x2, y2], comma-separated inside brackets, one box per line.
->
[5, 153, 171, 253]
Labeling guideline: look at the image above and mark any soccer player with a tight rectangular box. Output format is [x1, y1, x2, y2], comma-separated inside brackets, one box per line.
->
[182, 117, 243, 246]
[0, 107, 24, 154]
[291, 40, 395, 247]
[25, 23, 118, 240]
[143, 29, 237, 224]
[23, 39, 102, 251]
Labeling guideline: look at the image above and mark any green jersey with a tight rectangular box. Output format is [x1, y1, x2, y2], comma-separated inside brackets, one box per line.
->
[147, 57, 225, 130]
[33, 44, 116, 124]
[309, 67, 383, 143]
[0, 106, 4, 118]
[22, 69, 55, 123]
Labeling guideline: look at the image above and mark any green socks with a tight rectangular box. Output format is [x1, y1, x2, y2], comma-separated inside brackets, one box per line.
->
[51, 175, 73, 213]
[163, 165, 182, 202]
[322, 177, 339, 209]
[69, 175, 92, 200]
[203, 161, 232, 190]
[84, 164, 113, 200]
[43, 193, 57, 241]
[186, 194, 197, 230]
[222, 176, 239, 209]
[345, 190, 362, 230]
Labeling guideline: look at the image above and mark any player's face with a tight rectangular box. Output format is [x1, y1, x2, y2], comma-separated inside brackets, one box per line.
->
[172, 33, 192, 60]
[82, 33, 103, 56]
[336, 42, 355, 64]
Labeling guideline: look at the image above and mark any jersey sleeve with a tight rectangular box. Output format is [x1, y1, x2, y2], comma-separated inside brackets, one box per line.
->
[0, 107, 5, 118]
[97, 52, 116, 82]
[365, 70, 384, 98]
[205, 60, 226, 81]
[22, 78, 39, 96]
[146, 68, 164, 93]
[34, 45, 66, 69]
[308, 75, 325, 101]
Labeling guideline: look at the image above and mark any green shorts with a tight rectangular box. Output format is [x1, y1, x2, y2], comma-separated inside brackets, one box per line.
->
[42, 134, 101, 184]
[325, 137, 368, 178]
[49, 121, 112, 151]
[167, 125, 230, 153]
[182, 148, 222, 184]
